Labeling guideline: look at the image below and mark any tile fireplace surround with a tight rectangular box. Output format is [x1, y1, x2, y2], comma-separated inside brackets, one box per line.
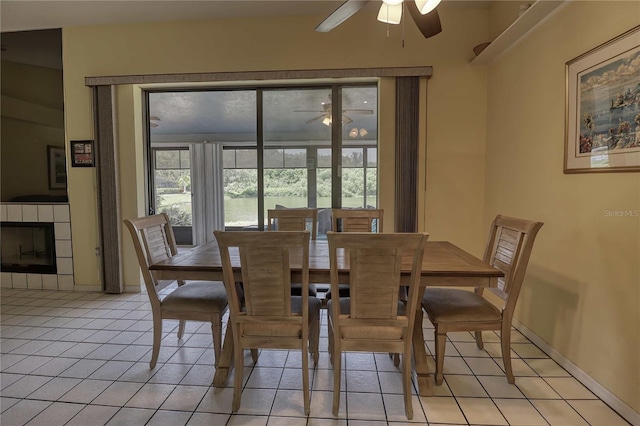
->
[1, 203, 74, 290]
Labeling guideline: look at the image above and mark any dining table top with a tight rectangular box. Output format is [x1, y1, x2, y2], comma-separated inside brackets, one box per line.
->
[149, 239, 503, 285]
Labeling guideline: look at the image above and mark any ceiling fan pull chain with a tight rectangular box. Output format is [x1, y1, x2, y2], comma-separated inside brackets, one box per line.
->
[402, 2, 406, 47]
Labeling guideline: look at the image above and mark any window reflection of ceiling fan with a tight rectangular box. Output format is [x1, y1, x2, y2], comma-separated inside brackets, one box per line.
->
[149, 116, 161, 128]
[294, 103, 373, 126]
[315, 0, 442, 39]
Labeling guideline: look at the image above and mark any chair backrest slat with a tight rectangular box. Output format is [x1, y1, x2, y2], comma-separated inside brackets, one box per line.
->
[240, 246, 291, 316]
[332, 208, 383, 233]
[124, 213, 178, 304]
[328, 231, 428, 325]
[267, 208, 318, 240]
[215, 230, 310, 322]
[481, 215, 543, 314]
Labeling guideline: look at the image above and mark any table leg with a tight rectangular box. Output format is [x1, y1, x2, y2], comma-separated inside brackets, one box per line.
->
[213, 322, 234, 387]
[412, 288, 433, 396]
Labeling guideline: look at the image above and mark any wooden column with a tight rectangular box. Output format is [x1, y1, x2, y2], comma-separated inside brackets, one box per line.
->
[94, 85, 123, 293]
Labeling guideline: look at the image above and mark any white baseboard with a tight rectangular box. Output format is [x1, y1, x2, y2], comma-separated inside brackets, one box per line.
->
[513, 318, 639, 426]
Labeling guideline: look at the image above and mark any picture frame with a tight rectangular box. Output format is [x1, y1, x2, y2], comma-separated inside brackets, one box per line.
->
[47, 145, 67, 189]
[70, 140, 95, 167]
[564, 25, 640, 173]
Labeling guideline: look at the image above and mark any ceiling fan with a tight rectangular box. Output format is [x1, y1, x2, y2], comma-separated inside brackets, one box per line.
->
[149, 116, 161, 128]
[295, 100, 373, 126]
[315, 0, 442, 39]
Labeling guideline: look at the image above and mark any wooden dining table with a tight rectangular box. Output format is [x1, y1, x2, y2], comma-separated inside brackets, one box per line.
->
[149, 239, 503, 396]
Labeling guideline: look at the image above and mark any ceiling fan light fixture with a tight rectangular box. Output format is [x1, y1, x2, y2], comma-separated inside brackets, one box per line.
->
[322, 116, 332, 126]
[415, 0, 441, 15]
[377, 3, 402, 24]
[349, 128, 359, 138]
[359, 128, 368, 137]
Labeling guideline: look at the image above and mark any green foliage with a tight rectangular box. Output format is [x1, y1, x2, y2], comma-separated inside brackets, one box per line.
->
[222, 167, 375, 199]
[157, 188, 183, 195]
[342, 168, 365, 197]
[158, 204, 192, 226]
[264, 169, 307, 197]
[224, 169, 258, 198]
[155, 170, 190, 191]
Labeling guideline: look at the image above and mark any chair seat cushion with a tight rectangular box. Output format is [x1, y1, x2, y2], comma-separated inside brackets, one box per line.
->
[324, 284, 350, 300]
[290, 283, 318, 297]
[422, 288, 501, 323]
[243, 296, 322, 337]
[161, 281, 228, 313]
[327, 297, 406, 340]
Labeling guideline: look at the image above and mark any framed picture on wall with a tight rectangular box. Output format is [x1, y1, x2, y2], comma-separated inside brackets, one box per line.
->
[47, 145, 67, 189]
[564, 25, 640, 173]
[71, 140, 95, 167]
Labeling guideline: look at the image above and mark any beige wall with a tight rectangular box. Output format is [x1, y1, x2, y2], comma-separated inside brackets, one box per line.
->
[485, 1, 639, 413]
[1, 61, 65, 201]
[62, 3, 490, 288]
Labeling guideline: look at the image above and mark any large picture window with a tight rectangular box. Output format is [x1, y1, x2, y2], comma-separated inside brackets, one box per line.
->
[147, 84, 377, 242]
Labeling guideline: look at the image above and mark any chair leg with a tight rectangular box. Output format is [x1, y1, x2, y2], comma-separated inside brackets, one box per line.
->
[302, 337, 310, 415]
[328, 319, 334, 366]
[332, 340, 341, 417]
[150, 312, 162, 369]
[177, 320, 186, 340]
[402, 343, 414, 420]
[211, 317, 221, 367]
[501, 322, 515, 384]
[232, 331, 243, 412]
[311, 316, 320, 365]
[434, 327, 447, 386]
[474, 330, 484, 350]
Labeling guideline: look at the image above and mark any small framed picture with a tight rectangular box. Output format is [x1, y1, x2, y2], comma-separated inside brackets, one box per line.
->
[71, 140, 95, 167]
[47, 145, 67, 189]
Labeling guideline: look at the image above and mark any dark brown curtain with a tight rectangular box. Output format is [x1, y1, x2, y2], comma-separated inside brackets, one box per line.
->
[394, 77, 420, 232]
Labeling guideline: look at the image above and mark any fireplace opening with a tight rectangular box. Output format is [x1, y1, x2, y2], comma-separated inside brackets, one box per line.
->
[1, 222, 57, 274]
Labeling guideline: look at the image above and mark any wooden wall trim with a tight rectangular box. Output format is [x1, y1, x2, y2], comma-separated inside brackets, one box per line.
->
[85, 66, 432, 87]
[94, 85, 124, 293]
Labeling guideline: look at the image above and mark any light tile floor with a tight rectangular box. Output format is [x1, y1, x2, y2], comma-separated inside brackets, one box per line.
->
[0, 287, 630, 426]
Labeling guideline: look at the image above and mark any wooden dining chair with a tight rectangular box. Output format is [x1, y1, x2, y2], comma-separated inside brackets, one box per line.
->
[422, 215, 543, 385]
[267, 208, 319, 297]
[124, 213, 228, 369]
[326, 231, 428, 420]
[267, 208, 318, 239]
[214, 230, 321, 415]
[325, 208, 384, 301]
[331, 207, 383, 233]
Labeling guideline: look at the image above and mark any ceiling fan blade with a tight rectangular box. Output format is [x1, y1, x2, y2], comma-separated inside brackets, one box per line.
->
[306, 114, 326, 124]
[342, 115, 354, 124]
[315, 0, 370, 33]
[344, 109, 374, 114]
[294, 110, 325, 113]
[407, 0, 442, 39]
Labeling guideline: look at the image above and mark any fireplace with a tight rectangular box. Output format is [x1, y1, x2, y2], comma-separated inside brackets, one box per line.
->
[1, 222, 57, 274]
[1, 203, 74, 290]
